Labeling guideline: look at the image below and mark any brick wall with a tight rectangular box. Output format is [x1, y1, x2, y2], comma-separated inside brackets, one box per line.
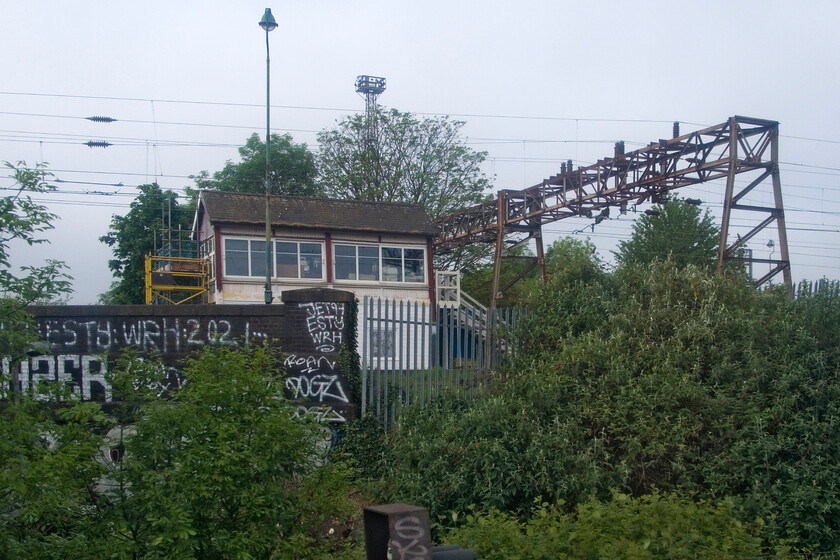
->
[2, 288, 357, 423]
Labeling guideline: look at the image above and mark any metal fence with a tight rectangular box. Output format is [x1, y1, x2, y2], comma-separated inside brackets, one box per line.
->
[360, 296, 526, 428]
[795, 278, 840, 298]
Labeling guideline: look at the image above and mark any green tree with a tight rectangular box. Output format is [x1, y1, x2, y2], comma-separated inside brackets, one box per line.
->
[1, 162, 72, 307]
[317, 108, 491, 222]
[193, 133, 321, 197]
[544, 236, 602, 275]
[1, 345, 358, 559]
[458, 237, 602, 307]
[1, 162, 71, 366]
[614, 197, 719, 269]
[0, 399, 110, 560]
[99, 184, 193, 304]
[1, 164, 81, 558]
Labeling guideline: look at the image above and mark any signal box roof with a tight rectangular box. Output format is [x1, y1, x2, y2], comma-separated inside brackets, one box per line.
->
[195, 190, 437, 237]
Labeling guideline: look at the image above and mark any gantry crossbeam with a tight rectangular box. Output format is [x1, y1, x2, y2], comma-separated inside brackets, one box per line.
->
[434, 116, 792, 308]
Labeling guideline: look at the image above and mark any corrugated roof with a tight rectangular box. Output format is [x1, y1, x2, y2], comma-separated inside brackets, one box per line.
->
[198, 190, 437, 236]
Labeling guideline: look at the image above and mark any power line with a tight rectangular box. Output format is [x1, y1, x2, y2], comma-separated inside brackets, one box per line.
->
[781, 134, 840, 145]
[3, 90, 836, 143]
[0, 91, 682, 125]
[780, 161, 840, 173]
[4, 110, 840, 177]
[0, 110, 330, 137]
[0, 90, 356, 113]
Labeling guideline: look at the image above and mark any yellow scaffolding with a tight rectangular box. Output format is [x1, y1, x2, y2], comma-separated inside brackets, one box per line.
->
[145, 254, 211, 305]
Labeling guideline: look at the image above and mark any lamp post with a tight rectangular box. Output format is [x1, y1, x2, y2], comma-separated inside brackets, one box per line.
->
[260, 8, 277, 304]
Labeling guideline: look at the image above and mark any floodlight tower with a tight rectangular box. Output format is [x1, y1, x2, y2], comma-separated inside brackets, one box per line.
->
[355, 75, 386, 144]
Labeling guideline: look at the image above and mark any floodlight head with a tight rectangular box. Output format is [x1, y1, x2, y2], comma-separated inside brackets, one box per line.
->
[259, 8, 278, 32]
[355, 75, 386, 95]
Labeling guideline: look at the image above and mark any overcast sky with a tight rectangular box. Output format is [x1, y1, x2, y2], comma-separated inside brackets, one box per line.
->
[2, 1, 838, 303]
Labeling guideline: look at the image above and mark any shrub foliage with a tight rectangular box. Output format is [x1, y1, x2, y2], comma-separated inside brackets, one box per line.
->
[443, 493, 764, 560]
[370, 261, 840, 552]
[1, 344, 358, 559]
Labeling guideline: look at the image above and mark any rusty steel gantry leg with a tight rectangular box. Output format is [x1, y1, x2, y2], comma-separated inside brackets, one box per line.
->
[489, 190, 507, 312]
[534, 226, 547, 283]
[717, 118, 792, 293]
[770, 129, 793, 293]
[717, 118, 739, 275]
[489, 190, 548, 312]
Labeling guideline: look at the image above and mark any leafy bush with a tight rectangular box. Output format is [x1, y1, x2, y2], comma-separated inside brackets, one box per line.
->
[333, 412, 386, 481]
[371, 262, 840, 552]
[443, 493, 765, 560]
[0, 400, 109, 560]
[1, 344, 360, 559]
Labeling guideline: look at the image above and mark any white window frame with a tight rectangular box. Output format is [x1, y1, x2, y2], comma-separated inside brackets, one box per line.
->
[274, 239, 325, 281]
[334, 243, 380, 283]
[222, 237, 325, 281]
[381, 245, 426, 284]
[333, 243, 427, 285]
[223, 237, 264, 278]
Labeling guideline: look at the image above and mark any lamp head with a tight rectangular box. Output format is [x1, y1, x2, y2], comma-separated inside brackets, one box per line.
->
[259, 8, 278, 32]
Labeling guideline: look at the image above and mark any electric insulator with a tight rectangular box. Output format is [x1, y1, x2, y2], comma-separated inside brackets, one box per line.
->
[85, 141, 112, 148]
[86, 116, 117, 123]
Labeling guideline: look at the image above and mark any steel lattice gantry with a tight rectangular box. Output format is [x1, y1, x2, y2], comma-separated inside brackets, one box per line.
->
[433, 116, 792, 309]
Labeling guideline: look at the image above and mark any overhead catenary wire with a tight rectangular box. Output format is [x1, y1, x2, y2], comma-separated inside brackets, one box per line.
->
[3, 92, 840, 145]
[3, 91, 837, 275]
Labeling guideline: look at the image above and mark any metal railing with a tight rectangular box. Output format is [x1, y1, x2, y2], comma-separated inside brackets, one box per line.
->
[360, 296, 525, 428]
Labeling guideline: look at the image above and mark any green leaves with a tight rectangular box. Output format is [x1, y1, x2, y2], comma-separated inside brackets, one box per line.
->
[0, 399, 108, 559]
[1, 345, 358, 559]
[370, 262, 840, 553]
[1, 162, 71, 341]
[194, 133, 321, 198]
[444, 495, 764, 560]
[614, 197, 719, 270]
[317, 108, 491, 223]
[98, 183, 192, 304]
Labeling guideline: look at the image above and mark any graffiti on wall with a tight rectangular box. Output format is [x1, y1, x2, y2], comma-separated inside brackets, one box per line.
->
[37, 317, 269, 355]
[283, 354, 348, 403]
[1, 316, 270, 402]
[2, 298, 356, 423]
[1, 354, 110, 401]
[300, 302, 344, 352]
[282, 351, 353, 425]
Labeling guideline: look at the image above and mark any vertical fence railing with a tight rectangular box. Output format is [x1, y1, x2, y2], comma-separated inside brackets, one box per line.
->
[794, 278, 840, 298]
[361, 297, 525, 428]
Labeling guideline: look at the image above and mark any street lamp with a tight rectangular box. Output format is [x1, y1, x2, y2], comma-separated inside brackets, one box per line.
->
[260, 8, 278, 304]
